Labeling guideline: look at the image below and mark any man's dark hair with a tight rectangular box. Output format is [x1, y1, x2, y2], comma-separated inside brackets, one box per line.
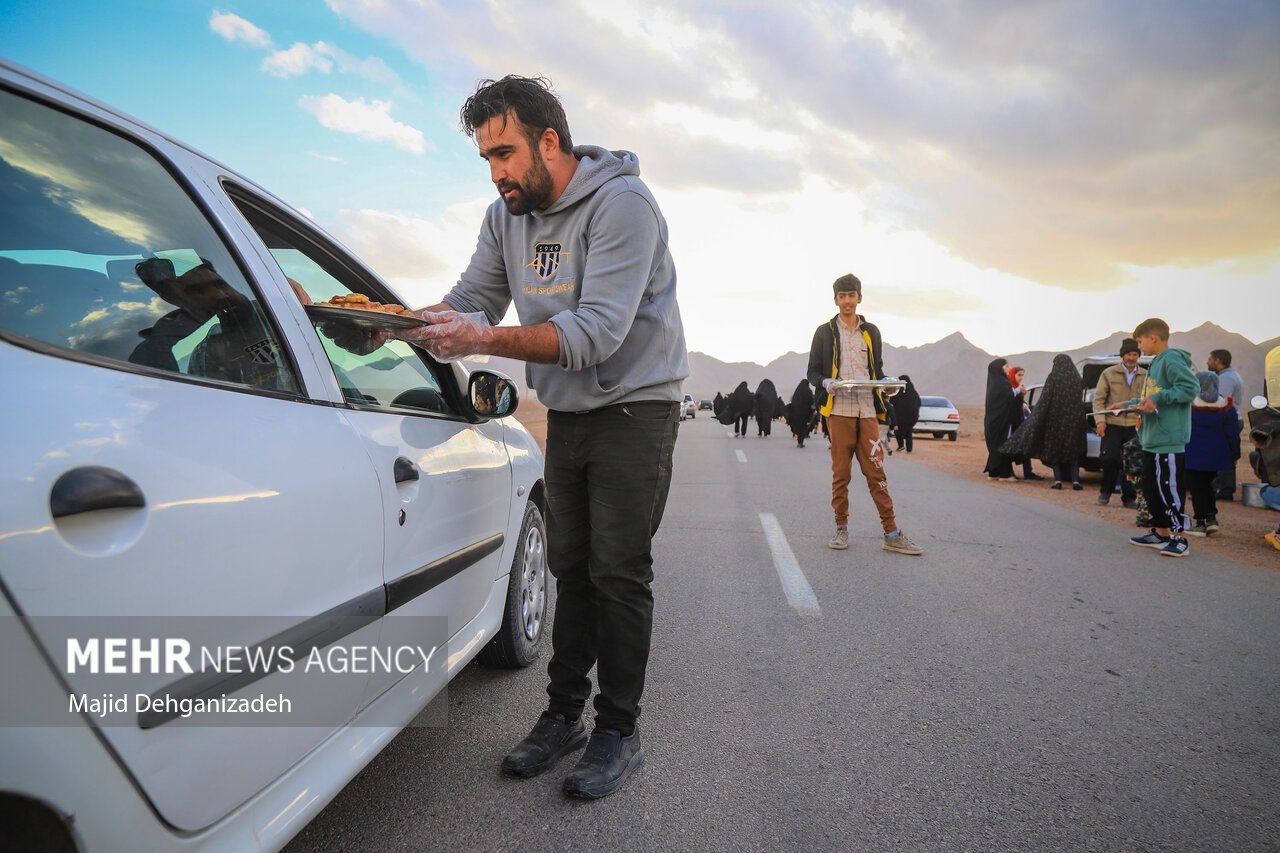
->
[832, 273, 862, 295]
[1133, 317, 1170, 340]
[1210, 348, 1232, 367]
[460, 75, 573, 154]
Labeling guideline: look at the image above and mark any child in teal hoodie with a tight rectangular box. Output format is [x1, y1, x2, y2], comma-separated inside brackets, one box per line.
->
[1112, 318, 1200, 557]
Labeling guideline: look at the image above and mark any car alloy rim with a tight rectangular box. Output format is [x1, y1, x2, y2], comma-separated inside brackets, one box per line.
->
[520, 523, 547, 641]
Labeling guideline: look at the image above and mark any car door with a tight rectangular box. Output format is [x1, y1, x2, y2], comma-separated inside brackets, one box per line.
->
[0, 83, 387, 830]
[221, 190, 513, 703]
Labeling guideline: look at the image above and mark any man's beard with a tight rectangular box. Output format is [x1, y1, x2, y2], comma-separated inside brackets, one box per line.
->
[497, 150, 554, 215]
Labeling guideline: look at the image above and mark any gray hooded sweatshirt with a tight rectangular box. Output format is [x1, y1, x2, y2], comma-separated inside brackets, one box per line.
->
[443, 146, 688, 412]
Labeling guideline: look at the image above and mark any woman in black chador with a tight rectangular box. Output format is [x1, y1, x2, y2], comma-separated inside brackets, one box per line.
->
[754, 379, 779, 437]
[783, 379, 815, 447]
[983, 357, 1019, 479]
[712, 392, 725, 418]
[717, 381, 755, 437]
[1003, 353, 1086, 489]
[890, 374, 921, 452]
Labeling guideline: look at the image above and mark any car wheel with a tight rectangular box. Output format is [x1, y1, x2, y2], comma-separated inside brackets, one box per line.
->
[478, 501, 547, 668]
[947, 432, 957, 441]
[933, 432, 944, 439]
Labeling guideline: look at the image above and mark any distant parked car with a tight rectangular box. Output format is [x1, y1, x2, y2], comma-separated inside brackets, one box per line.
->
[680, 394, 696, 420]
[914, 396, 959, 440]
[1025, 354, 1153, 471]
[699, 399, 712, 411]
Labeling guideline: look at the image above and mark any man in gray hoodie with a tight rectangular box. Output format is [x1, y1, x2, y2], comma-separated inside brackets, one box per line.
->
[405, 75, 688, 799]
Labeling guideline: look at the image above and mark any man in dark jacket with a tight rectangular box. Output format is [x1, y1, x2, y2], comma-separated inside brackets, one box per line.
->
[806, 274, 922, 555]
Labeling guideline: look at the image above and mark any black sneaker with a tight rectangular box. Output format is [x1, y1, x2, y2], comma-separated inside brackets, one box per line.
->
[1130, 529, 1170, 550]
[501, 712, 588, 778]
[561, 727, 645, 799]
[1185, 520, 1209, 537]
[1159, 537, 1190, 558]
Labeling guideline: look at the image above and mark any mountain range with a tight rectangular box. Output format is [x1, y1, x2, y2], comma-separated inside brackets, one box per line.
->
[685, 322, 1277, 406]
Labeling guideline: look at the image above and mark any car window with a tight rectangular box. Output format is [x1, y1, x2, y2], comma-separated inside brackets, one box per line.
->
[227, 191, 458, 417]
[0, 87, 300, 393]
[920, 397, 952, 407]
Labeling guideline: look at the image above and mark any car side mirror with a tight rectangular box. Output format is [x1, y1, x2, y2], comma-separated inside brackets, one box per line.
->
[467, 370, 519, 421]
[1251, 395, 1269, 410]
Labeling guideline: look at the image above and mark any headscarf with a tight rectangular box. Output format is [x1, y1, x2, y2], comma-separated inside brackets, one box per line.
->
[753, 379, 779, 422]
[891, 374, 921, 427]
[1002, 353, 1085, 465]
[1197, 371, 1220, 403]
[983, 357, 1017, 470]
[784, 379, 815, 437]
[717, 381, 754, 425]
[1008, 365, 1023, 389]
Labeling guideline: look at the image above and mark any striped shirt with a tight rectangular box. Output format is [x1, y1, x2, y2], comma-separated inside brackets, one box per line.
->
[833, 319, 877, 418]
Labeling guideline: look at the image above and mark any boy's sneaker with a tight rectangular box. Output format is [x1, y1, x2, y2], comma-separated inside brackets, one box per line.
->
[1130, 529, 1170, 550]
[828, 528, 849, 550]
[1159, 537, 1190, 558]
[883, 530, 923, 555]
[1184, 521, 1208, 537]
[1205, 517, 1220, 535]
[1265, 530, 1280, 552]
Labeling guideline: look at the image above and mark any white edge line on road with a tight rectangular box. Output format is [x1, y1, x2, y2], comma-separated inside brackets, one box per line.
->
[759, 512, 820, 616]
[735, 449, 747, 463]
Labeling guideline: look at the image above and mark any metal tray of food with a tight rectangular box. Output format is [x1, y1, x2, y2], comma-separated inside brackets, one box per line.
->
[304, 303, 428, 330]
[832, 378, 907, 396]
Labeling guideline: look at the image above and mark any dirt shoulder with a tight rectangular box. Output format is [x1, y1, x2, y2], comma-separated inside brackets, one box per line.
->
[513, 399, 1279, 572]
[901, 406, 1279, 573]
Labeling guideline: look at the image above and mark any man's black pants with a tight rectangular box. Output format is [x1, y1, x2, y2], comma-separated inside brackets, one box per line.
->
[543, 401, 679, 735]
[1099, 424, 1137, 501]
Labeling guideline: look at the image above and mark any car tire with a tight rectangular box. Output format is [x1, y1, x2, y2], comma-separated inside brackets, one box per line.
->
[477, 501, 548, 668]
[933, 432, 944, 439]
[947, 432, 957, 441]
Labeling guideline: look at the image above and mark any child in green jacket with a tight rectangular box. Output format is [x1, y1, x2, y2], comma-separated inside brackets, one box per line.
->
[1111, 317, 1200, 557]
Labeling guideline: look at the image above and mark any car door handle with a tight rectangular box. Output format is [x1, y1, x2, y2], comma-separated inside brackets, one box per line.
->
[393, 457, 419, 484]
[50, 466, 146, 518]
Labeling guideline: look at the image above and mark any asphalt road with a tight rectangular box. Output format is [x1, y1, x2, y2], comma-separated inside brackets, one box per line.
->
[287, 415, 1280, 852]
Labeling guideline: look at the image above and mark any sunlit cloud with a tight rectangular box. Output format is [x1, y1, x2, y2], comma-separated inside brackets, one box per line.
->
[262, 40, 402, 86]
[263, 43, 334, 77]
[209, 10, 272, 48]
[299, 94, 426, 154]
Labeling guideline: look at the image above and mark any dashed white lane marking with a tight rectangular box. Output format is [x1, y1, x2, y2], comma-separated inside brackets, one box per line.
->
[759, 512, 820, 616]
[736, 450, 748, 463]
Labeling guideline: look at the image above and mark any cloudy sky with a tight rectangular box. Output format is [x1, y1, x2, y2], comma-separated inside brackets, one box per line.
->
[3, 1, 1276, 364]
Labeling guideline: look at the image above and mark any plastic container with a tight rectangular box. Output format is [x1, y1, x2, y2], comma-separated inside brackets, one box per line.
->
[1241, 482, 1266, 508]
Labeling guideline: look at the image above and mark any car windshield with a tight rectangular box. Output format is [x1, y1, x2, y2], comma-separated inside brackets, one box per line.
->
[920, 397, 953, 407]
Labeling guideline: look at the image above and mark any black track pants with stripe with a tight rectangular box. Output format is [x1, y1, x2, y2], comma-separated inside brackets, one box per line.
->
[1141, 450, 1187, 535]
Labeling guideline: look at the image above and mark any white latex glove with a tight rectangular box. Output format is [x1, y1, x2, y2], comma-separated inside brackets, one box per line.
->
[822, 378, 839, 395]
[398, 310, 492, 362]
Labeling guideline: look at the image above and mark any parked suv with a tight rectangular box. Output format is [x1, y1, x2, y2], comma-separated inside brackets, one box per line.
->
[0, 60, 548, 852]
[1026, 354, 1152, 471]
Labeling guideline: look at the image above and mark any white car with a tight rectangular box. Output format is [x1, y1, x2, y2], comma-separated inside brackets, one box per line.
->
[680, 393, 696, 420]
[914, 396, 960, 440]
[0, 60, 547, 851]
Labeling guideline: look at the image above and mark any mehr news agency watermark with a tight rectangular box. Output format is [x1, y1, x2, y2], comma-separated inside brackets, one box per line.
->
[7, 616, 451, 728]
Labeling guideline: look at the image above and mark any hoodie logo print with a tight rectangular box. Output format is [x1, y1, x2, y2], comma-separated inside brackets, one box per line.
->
[527, 242, 569, 280]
